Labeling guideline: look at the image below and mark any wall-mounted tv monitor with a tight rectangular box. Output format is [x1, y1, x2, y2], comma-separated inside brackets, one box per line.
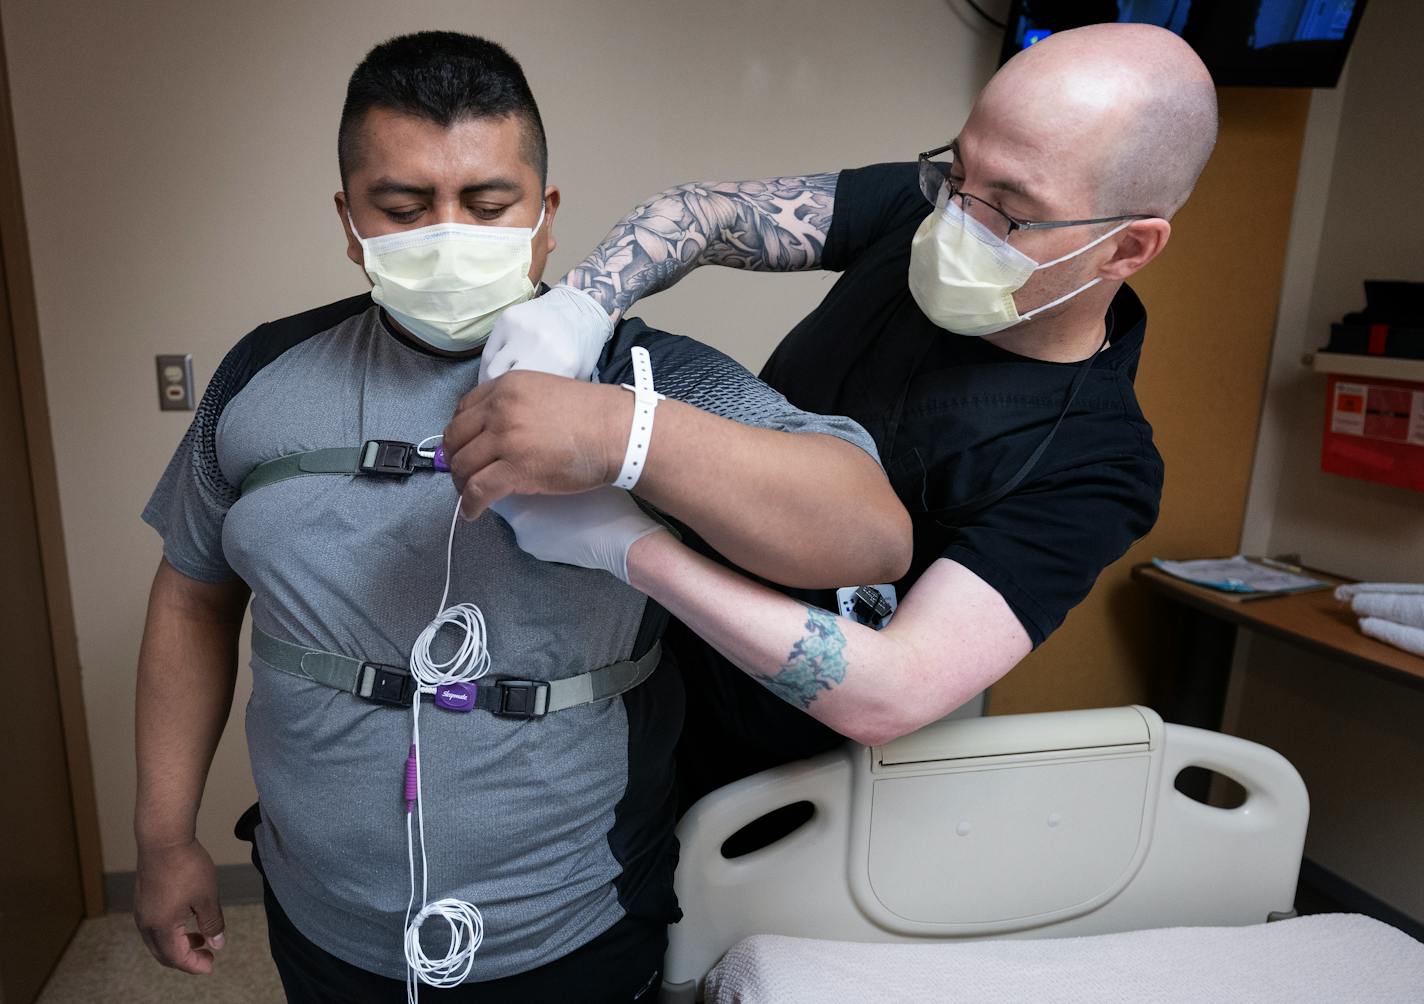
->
[1000, 1, 1369, 87]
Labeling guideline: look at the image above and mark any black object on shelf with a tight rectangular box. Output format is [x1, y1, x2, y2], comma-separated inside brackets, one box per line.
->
[1321, 281, 1424, 360]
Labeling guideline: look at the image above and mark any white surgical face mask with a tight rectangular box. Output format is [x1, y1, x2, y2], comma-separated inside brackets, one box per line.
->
[349, 202, 546, 352]
[908, 190, 1128, 337]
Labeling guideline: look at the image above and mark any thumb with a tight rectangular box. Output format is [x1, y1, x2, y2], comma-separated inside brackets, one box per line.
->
[193, 894, 226, 950]
[479, 346, 515, 384]
[487, 494, 519, 526]
[477, 324, 509, 384]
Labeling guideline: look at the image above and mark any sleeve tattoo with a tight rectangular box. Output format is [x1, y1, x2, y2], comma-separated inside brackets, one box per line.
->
[564, 173, 838, 318]
[754, 606, 848, 709]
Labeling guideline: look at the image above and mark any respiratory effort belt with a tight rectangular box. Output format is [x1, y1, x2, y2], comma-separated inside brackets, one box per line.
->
[251, 627, 661, 719]
[239, 411, 664, 997]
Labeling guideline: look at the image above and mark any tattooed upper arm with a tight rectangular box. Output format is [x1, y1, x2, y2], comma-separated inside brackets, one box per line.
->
[565, 173, 838, 319]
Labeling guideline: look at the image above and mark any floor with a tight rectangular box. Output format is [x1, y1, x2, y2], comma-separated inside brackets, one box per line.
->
[34, 874, 1418, 1002]
[38, 903, 285, 1003]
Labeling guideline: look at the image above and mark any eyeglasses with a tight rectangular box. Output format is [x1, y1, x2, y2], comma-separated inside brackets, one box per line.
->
[917, 142, 1152, 242]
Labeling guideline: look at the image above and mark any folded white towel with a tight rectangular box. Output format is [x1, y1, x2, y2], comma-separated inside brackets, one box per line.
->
[1359, 616, 1424, 658]
[1335, 582, 1424, 600]
[1350, 593, 1424, 631]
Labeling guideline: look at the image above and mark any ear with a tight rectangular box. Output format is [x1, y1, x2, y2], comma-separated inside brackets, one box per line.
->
[1098, 218, 1170, 281]
[541, 185, 561, 257]
[334, 191, 363, 267]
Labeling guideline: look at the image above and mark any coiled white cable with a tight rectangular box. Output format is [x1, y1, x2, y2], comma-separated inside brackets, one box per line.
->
[403, 495, 491, 1002]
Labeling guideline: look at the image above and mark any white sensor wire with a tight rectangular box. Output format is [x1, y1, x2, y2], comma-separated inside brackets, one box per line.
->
[404, 496, 490, 1002]
[415, 434, 442, 460]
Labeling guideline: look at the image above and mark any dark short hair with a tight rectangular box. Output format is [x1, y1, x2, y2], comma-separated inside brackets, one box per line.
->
[338, 31, 547, 186]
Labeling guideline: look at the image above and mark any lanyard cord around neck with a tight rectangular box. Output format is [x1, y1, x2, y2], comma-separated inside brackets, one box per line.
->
[935, 312, 1113, 524]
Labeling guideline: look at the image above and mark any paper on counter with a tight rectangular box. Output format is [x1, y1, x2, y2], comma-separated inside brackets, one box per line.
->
[1151, 555, 1327, 594]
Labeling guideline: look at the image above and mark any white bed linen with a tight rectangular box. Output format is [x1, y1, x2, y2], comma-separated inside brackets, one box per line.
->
[706, 913, 1423, 1003]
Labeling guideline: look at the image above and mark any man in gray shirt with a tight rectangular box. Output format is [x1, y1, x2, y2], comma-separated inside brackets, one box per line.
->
[134, 32, 907, 1002]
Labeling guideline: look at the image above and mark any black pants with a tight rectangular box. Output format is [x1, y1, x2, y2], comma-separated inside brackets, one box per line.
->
[238, 804, 666, 1003]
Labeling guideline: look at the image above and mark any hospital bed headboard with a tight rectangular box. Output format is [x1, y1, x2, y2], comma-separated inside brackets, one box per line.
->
[662, 705, 1308, 1002]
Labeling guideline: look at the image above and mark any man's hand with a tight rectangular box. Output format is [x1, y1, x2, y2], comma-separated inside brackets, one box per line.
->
[134, 838, 226, 975]
[478, 284, 613, 384]
[491, 488, 669, 583]
[444, 371, 633, 520]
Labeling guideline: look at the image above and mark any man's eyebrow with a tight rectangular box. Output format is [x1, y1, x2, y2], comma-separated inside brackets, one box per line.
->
[949, 140, 1038, 205]
[461, 178, 522, 197]
[367, 178, 434, 198]
[365, 177, 524, 198]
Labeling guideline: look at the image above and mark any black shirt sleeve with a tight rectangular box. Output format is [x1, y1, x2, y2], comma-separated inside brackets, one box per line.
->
[936, 452, 1163, 647]
[822, 162, 930, 273]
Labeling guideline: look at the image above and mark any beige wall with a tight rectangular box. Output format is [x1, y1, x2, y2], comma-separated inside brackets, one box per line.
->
[0, 0, 1001, 873]
[1232, 0, 1424, 920]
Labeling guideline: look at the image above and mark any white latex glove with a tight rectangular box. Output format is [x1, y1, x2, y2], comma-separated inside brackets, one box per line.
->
[479, 284, 614, 384]
[490, 487, 668, 584]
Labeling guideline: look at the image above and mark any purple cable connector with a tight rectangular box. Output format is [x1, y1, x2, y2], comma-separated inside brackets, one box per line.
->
[404, 744, 419, 814]
[432, 443, 450, 472]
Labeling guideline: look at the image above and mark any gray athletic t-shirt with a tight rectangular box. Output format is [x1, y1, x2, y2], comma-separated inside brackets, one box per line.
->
[142, 295, 878, 981]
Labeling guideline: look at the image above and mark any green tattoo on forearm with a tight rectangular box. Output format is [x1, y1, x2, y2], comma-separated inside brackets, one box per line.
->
[755, 607, 848, 710]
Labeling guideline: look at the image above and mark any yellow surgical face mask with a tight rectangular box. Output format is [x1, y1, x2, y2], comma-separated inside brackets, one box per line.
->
[350, 203, 545, 352]
[907, 191, 1128, 337]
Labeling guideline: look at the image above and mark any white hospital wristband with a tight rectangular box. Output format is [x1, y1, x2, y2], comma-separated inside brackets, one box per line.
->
[613, 346, 664, 490]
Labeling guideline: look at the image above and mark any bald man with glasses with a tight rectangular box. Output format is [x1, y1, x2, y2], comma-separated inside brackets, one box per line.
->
[450, 23, 1220, 803]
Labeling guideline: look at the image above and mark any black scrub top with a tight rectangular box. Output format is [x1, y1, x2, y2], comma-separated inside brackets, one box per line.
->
[759, 161, 1164, 647]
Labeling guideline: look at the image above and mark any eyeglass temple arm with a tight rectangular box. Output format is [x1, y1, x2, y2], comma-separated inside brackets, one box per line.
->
[1017, 214, 1154, 231]
[917, 146, 1153, 230]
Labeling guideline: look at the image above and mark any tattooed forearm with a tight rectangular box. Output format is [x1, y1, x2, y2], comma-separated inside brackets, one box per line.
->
[564, 173, 838, 320]
[754, 607, 848, 710]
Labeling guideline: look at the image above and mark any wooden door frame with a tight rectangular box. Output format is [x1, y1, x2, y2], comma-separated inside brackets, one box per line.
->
[0, 11, 105, 918]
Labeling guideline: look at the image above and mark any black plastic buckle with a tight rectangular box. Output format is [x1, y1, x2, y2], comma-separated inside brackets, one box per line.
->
[356, 662, 416, 706]
[851, 586, 894, 627]
[492, 679, 550, 719]
[360, 440, 422, 477]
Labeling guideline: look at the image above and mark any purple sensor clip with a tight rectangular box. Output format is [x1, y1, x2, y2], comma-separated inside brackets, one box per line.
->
[432, 443, 450, 472]
[434, 681, 476, 712]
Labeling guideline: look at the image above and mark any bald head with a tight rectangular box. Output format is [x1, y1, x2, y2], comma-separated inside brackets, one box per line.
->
[976, 23, 1217, 219]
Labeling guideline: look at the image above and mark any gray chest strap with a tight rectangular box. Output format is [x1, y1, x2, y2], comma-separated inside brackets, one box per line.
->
[241, 440, 442, 497]
[251, 626, 660, 719]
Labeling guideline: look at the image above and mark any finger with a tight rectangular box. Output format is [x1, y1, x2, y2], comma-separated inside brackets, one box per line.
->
[193, 894, 226, 950]
[459, 460, 520, 521]
[442, 404, 487, 460]
[476, 329, 507, 386]
[145, 922, 210, 974]
[446, 433, 504, 490]
[481, 346, 517, 382]
[180, 931, 216, 974]
[453, 376, 497, 417]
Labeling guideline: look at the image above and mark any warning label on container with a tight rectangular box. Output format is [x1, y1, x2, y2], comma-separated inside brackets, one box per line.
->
[1331, 380, 1424, 444]
[1330, 382, 1367, 436]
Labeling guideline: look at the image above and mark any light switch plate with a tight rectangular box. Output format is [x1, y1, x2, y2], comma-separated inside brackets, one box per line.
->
[156, 353, 194, 411]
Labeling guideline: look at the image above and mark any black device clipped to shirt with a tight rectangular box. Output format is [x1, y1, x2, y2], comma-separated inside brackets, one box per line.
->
[851, 585, 895, 627]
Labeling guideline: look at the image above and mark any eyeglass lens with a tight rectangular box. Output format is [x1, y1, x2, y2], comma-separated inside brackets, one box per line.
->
[918, 156, 1016, 241]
